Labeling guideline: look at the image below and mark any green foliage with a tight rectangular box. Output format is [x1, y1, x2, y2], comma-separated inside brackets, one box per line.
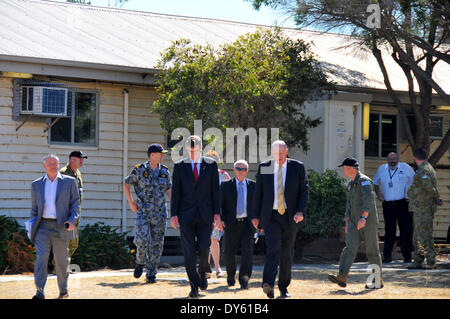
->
[154, 28, 335, 152]
[0, 215, 34, 274]
[298, 169, 347, 238]
[71, 223, 133, 271]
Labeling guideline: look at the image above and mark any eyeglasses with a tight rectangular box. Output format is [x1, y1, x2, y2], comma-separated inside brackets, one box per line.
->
[234, 167, 248, 171]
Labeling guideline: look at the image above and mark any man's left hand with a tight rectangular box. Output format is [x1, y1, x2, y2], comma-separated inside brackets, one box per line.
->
[357, 219, 366, 230]
[294, 212, 304, 223]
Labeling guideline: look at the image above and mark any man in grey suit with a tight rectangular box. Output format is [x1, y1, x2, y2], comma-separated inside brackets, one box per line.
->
[30, 154, 80, 299]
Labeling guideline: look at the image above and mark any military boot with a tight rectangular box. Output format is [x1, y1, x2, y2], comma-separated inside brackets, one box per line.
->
[134, 264, 144, 278]
[328, 273, 347, 287]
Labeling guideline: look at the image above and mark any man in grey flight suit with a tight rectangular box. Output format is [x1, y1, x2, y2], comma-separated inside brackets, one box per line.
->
[328, 157, 383, 289]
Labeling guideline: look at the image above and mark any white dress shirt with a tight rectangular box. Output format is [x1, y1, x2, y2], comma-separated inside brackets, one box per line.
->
[235, 178, 248, 218]
[42, 172, 63, 219]
[272, 160, 287, 210]
[373, 162, 415, 201]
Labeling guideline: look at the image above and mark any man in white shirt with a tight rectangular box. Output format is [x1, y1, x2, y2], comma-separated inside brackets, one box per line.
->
[373, 152, 415, 263]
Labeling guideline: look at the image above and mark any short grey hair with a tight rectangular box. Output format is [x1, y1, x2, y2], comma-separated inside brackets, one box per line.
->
[234, 159, 249, 168]
[271, 140, 287, 150]
[43, 154, 59, 163]
[185, 135, 202, 149]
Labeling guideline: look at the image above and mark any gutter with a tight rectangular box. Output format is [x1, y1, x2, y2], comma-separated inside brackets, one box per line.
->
[121, 88, 129, 234]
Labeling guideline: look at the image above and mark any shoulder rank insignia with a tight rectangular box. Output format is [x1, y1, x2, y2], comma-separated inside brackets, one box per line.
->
[143, 169, 149, 178]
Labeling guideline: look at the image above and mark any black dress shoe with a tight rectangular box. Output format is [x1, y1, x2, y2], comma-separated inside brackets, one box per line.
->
[188, 287, 199, 298]
[146, 274, 156, 284]
[32, 294, 45, 300]
[134, 264, 144, 278]
[199, 273, 208, 290]
[262, 283, 274, 299]
[382, 257, 392, 263]
[404, 258, 412, 263]
[280, 289, 291, 298]
[227, 278, 236, 287]
[240, 275, 249, 289]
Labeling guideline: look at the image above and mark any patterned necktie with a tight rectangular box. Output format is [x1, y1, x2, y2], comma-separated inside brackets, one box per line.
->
[277, 165, 286, 215]
[193, 163, 199, 183]
[237, 181, 245, 217]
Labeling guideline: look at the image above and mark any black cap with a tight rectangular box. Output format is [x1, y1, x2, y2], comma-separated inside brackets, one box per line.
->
[147, 144, 168, 155]
[69, 150, 88, 159]
[338, 157, 359, 168]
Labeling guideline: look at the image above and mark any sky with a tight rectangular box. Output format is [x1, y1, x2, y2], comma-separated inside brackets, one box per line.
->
[55, 0, 298, 28]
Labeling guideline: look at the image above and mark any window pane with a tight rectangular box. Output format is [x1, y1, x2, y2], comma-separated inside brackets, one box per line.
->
[381, 114, 397, 157]
[74, 92, 96, 145]
[365, 113, 379, 157]
[50, 117, 71, 143]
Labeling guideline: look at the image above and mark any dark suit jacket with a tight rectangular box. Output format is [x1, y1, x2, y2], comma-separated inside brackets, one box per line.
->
[220, 177, 256, 230]
[252, 159, 309, 229]
[170, 156, 220, 224]
[30, 174, 80, 242]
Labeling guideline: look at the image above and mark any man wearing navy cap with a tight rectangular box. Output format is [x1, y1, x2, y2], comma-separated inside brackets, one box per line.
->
[328, 157, 383, 289]
[60, 150, 87, 259]
[124, 144, 172, 283]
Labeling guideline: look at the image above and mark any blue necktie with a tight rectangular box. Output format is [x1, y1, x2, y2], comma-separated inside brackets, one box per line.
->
[237, 181, 245, 217]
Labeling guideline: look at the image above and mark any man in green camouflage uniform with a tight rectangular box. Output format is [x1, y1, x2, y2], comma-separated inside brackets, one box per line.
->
[124, 144, 172, 283]
[60, 150, 87, 259]
[407, 148, 441, 269]
[328, 157, 383, 289]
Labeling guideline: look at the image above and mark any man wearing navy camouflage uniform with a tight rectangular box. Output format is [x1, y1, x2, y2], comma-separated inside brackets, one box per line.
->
[124, 144, 172, 283]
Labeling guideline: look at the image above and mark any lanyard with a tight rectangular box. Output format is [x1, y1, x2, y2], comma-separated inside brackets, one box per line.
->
[388, 167, 398, 181]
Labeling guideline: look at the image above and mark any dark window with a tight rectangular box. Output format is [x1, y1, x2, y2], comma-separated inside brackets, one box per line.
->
[50, 92, 97, 146]
[365, 113, 397, 158]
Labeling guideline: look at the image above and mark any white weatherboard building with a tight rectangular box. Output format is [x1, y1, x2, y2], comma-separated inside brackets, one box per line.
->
[0, 0, 449, 240]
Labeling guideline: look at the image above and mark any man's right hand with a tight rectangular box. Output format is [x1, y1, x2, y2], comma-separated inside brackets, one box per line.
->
[170, 216, 179, 229]
[251, 218, 259, 229]
[129, 201, 138, 213]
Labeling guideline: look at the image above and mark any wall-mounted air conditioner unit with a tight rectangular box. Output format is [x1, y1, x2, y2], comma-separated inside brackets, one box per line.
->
[20, 86, 68, 116]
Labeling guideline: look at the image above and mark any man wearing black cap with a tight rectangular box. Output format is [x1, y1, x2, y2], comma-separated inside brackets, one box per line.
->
[124, 144, 172, 283]
[328, 157, 383, 289]
[60, 150, 87, 258]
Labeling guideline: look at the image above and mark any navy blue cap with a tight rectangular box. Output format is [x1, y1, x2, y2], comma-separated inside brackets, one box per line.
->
[147, 144, 168, 155]
[338, 157, 359, 168]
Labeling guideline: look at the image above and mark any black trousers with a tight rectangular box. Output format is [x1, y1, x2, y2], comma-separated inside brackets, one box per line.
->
[382, 199, 413, 260]
[262, 211, 297, 291]
[224, 218, 254, 284]
[179, 212, 212, 289]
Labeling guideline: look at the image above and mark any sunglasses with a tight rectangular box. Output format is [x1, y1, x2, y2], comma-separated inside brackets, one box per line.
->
[234, 167, 248, 171]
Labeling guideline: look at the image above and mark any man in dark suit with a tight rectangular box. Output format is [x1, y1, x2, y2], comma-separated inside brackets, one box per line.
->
[170, 135, 221, 298]
[30, 154, 80, 299]
[221, 160, 256, 290]
[251, 140, 308, 298]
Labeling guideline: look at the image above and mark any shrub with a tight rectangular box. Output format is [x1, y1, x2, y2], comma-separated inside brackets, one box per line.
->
[298, 169, 347, 238]
[0, 215, 35, 274]
[71, 223, 133, 271]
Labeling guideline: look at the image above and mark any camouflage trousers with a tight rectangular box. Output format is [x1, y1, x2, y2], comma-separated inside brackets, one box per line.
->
[134, 212, 166, 276]
[412, 208, 436, 264]
[68, 216, 80, 258]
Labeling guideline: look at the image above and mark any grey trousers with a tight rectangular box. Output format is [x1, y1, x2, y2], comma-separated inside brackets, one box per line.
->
[34, 220, 70, 296]
[339, 220, 382, 277]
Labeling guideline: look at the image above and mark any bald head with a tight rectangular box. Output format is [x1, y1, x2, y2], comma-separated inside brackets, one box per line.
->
[387, 152, 399, 169]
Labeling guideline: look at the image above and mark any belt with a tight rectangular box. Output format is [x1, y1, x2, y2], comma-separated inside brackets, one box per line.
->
[385, 198, 407, 204]
[41, 218, 57, 221]
[236, 217, 248, 222]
